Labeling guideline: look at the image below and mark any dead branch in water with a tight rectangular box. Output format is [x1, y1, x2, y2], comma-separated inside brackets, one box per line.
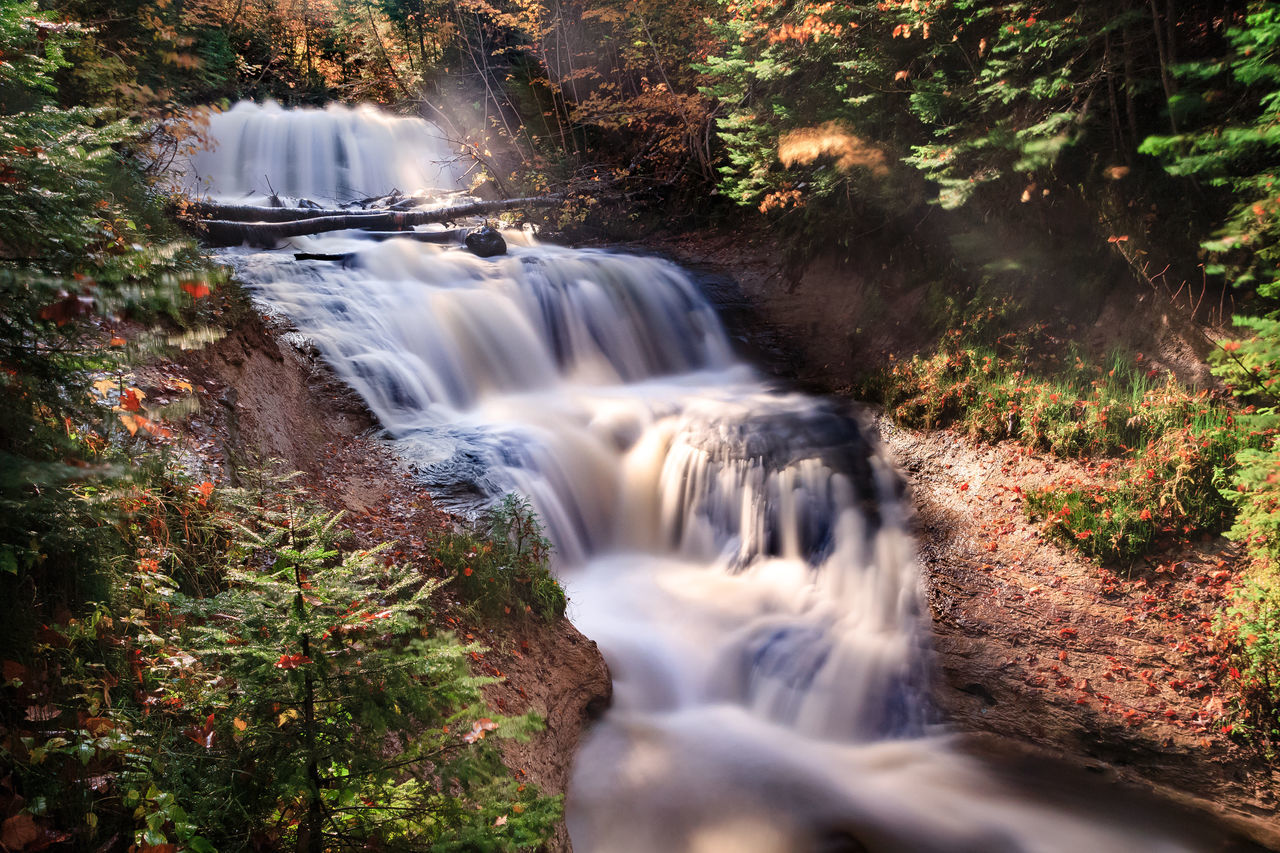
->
[190, 196, 562, 247]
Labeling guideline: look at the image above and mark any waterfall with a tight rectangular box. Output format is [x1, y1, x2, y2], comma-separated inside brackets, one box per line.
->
[205, 103, 1225, 853]
[182, 100, 463, 203]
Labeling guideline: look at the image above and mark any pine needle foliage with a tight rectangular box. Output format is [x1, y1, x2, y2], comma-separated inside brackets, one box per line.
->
[168, 484, 560, 852]
[3, 473, 561, 851]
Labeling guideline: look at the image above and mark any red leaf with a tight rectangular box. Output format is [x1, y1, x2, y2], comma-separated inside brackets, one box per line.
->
[38, 293, 94, 326]
[120, 388, 144, 412]
[2, 813, 40, 850]
[181, 280, 211, 299]
[3, 659, 27, 682]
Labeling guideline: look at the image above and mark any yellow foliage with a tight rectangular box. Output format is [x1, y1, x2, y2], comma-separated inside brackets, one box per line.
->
[778, 122, 889, 176]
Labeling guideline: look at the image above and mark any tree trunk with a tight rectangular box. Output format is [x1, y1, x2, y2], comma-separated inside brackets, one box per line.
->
[191, 197, 562, 247]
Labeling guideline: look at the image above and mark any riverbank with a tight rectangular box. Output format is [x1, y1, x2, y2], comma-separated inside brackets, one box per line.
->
[170, 300, 612, 852]
[641, 225, 1280, 849]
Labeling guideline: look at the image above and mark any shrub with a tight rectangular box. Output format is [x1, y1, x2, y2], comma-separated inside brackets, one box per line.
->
[874, 331, 1267, 566]
[433, 495, 566, 622]
[1220, 575, 1280, 751]
[0, 477, 560, 851]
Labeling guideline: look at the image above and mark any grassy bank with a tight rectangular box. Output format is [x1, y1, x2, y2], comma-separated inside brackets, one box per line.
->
[865, 326, 1280, 748]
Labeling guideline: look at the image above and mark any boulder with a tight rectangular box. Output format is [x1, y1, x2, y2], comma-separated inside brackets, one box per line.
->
[464, 226, 507, 258]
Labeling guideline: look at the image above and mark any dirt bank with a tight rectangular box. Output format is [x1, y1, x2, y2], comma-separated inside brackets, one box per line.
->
[645, 226, 1280, 849]
[161, 301, 610, 851]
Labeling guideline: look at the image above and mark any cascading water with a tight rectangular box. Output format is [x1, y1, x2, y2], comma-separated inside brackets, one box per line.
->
[204, 103, 1238, 852]
[182, 101, 463, 203]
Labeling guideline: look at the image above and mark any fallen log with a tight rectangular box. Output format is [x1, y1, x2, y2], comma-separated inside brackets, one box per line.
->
[194, 196, 561, 247]
[184, 193, 454, 222]
[186, 202, 377, 222]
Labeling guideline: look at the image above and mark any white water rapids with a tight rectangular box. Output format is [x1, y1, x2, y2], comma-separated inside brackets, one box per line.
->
[194, 103, 1238, 852]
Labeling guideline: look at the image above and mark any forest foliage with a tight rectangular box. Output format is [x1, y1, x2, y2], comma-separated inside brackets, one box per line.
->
[0, 2, 561, 849]
[5, 0, 1280, 842]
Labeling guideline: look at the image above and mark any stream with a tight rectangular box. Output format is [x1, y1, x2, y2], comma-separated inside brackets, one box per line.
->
[192, 101, 1239, 853]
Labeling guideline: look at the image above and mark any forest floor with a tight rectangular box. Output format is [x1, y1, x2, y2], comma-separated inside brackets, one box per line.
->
[874, 415, 1280, 846]
[131, 301, 609, 852]
[641, 224, 1280, 849]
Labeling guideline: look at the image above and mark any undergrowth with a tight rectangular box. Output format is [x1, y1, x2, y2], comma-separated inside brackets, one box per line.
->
[871, 329, 1268, 567]
[431, 495, 566, 623]
[868, 323, 1280, 749]
[0, 470, 561, 851]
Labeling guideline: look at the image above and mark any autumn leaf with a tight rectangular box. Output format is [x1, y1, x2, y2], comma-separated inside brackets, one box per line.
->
[119, 388, 144, 412]
[181, 280, 211, 299]
[2, 659, 27, 683]
[462, 717, 500, 743]
[1, 813, 40, 851]
[24, 704, 60, 722]
[184, 713, 217, 748]
[233, 717, 248, 732]
[84, 716, 114, 736]
[38, 292, 94, 326]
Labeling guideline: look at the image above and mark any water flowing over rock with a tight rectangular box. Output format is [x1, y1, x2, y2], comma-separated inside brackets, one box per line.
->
[465, 225, 508, 257]
[199, 102, 1239, 853]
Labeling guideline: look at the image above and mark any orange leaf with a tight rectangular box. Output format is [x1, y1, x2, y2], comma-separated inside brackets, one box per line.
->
[2, 813, 40, 851]
[181, 280, 211, 299]
[120, 388, 144, 412]
[2, 659, 27, 682]
[109, 335, 127, 347]
[84, 716, 114, 736]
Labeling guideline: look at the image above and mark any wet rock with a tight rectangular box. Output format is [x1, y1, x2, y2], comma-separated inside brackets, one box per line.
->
[465, 226, 507, 258]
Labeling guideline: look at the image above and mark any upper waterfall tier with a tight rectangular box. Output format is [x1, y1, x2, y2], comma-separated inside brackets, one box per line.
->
[233, 241, 735, 422]
[183, 101, 464, 203]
